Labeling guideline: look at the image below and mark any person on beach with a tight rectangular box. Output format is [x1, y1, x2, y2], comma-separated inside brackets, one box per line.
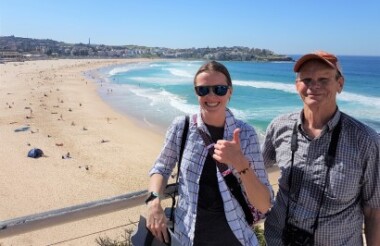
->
[146, 61, 273, 245]
[263, 51, 380, 245]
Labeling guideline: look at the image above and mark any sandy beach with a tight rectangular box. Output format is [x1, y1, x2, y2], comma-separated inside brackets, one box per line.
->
[0, 59, 279, 245]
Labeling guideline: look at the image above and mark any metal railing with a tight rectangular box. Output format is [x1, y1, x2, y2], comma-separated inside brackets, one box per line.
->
[0, 184, 177, 238]
[0, 180, 369, 245]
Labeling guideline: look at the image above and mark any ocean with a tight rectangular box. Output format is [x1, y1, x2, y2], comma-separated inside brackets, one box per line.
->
[94, 56, 380, 141]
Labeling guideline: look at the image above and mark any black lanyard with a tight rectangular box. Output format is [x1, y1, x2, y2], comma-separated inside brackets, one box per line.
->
[285, 119, 342, 234]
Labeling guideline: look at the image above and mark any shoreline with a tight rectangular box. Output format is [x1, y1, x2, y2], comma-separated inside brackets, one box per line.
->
[0, 58, 279, 245]
[85, 61, 171, 136]
[0, 58, 167, 245]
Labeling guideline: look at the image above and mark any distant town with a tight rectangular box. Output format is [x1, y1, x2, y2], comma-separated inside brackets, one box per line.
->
[0, 36, 293, 63]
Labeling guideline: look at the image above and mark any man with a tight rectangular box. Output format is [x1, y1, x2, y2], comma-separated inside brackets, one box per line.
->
[263, 51, 380, 245]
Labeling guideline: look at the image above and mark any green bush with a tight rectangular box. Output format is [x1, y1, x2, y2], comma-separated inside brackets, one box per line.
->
[96, 228, 133, 246]
[254, 225, 266, 246]
[96, 225, 266, 246]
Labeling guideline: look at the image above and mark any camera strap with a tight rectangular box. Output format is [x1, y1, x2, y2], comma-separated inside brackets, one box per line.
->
[286, 118, 342, 235]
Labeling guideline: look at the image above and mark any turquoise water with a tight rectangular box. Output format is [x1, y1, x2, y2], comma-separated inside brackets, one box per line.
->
[96, 57, 380, 139]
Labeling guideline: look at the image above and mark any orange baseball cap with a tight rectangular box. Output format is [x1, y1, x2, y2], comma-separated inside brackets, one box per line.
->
[294, 51, 343, 76]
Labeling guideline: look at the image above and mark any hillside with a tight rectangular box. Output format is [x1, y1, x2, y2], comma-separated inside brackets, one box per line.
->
[0, 35, 293, 62]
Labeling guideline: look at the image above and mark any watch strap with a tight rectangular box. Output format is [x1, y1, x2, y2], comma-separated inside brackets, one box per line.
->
[145, 191, 160, 204]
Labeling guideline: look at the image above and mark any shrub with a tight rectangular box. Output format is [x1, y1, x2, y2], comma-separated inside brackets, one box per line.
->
[96, 228, 133, 246]
[96, 225, 266, 245]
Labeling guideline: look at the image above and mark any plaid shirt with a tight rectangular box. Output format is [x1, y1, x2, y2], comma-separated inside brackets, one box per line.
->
[150, 108, 273, 246]
[263, 109, 380, 246]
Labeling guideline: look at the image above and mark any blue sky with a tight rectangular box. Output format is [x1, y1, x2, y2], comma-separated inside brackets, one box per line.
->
[1, 0, 379, 56]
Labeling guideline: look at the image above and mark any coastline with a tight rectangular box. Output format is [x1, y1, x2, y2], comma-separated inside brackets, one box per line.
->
[0, 58, 166, 245]
[0, 59, 280, 245]
[84, 60, 172, 136]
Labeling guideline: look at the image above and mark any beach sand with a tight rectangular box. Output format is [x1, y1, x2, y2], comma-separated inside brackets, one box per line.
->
[0, 59, 280, 245]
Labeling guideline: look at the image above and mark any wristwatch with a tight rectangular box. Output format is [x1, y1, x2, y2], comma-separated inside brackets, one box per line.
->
[145, 191, 160, 204]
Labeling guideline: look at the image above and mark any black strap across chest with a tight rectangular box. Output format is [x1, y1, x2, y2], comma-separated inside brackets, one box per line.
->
[286, 119, 342, 233]
[168, 115, 189, 224]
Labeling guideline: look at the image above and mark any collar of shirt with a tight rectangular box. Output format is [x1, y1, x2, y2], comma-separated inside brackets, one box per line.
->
[298, 108, 342, 137]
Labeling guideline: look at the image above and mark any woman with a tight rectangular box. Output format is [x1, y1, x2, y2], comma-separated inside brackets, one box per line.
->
[147, 61, 272, 245]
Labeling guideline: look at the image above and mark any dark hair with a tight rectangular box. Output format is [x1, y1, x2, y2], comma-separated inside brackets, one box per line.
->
[193, 61, 232, 87]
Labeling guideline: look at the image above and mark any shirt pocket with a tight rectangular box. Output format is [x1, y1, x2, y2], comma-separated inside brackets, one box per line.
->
[326, 162, 363, 203]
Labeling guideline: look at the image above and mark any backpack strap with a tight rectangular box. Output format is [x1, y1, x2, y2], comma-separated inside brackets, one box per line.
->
[168, 115, 189, 224]
[177, 115, 189, 183]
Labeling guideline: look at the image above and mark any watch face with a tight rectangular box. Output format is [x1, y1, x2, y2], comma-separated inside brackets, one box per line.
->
[145, 192, 159, 204]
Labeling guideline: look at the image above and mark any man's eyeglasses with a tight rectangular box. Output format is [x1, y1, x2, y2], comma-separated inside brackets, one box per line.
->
[194, 85, 230, 97]
[297, 78, 332, 87]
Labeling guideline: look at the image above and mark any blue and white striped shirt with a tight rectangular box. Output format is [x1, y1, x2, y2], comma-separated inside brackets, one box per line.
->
[150, 109, 273, 246]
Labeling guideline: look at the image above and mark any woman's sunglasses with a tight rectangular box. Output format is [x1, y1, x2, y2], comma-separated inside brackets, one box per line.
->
[194, 85, 230, 97]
